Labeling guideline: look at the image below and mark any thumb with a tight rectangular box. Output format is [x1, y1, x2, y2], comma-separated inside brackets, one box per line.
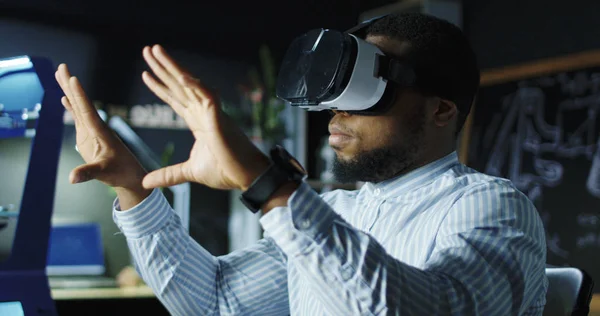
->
[142, 162, 189, 189]
[70, 162, 105, 184]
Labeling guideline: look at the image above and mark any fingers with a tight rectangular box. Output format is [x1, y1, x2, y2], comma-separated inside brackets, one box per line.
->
[56, 65, 81, 126]
[55, 64, 76, 101]
[55, 64, 105, 133]
[70, 162, 105, 184]
[151, 45, 188, 84]
[181, 76, 215, 107]
[143, 44, 215, 107]
[61, 96, 73, 112]
[143, 46, 182, 95]
[68, 76, 106, 131]
[141, 71, 186, 115]
[142, 162, 189, 189]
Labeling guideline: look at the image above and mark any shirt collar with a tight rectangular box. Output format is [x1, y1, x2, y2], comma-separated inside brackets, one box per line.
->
[361, 151, 459, 200]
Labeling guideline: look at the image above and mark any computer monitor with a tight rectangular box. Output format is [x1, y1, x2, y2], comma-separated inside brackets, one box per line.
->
[0, 301, 24, 316]
[0, 55, 57, 263]
[107, 116, 190, 232]
[0, 56, 40, 262]
[0, 54, 64, 315]
[0, 212, 18, 263]
[0, 56, 41, 139]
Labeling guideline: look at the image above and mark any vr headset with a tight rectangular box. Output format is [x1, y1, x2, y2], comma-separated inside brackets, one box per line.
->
[276, 16, 421, 114]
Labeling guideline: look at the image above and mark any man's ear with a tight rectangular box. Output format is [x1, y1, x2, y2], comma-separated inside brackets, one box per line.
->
[431, 98, 458, 127]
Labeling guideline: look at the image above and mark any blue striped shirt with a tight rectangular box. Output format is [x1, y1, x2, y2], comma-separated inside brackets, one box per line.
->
[113, 151, 548, 315]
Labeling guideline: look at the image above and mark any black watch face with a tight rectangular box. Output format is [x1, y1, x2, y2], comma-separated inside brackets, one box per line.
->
[289, 156, 307, 175]
[272, 145, 307, 176]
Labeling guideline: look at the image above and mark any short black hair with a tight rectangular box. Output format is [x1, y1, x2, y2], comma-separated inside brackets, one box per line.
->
[366, 13, 480, 134]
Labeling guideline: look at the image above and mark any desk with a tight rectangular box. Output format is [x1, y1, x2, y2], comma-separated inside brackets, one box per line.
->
[51, 285, 155, 300]
[591, 294, 600, 315]
[51, 286, 168, 315]
[51, 288, 600, 314]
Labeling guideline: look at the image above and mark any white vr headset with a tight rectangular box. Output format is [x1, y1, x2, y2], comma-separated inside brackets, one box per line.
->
[275, 16, 423, 114]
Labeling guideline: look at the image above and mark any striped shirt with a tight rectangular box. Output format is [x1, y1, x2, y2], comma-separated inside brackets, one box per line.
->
[113, 151, 548, 315]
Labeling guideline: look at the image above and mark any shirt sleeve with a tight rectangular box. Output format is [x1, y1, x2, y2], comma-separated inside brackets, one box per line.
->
[259, 181, 548, 315]
[113, 188, 290, 316]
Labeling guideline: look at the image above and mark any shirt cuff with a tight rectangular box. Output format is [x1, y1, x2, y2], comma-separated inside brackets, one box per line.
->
[260, 182, 336, 256]
[112, 188, 173, 239]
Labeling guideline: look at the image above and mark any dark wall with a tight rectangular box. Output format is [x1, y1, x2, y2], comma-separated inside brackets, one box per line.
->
[464, 0, 600, 70]
[462, 0, 600, 277]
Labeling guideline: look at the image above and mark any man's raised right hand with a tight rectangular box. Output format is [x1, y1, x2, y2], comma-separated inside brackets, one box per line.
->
[55, 64, 152, 209]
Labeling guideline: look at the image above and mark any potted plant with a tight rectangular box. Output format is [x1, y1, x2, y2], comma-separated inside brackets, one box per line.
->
[222, 44, 287, 153]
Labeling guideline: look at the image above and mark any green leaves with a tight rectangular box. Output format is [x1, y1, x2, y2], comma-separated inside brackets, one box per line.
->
[221, 44, 286, 143]
[259, 44, 276, 100]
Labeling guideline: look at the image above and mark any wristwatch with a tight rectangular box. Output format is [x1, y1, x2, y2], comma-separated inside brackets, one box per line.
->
[240, 145, 307, 213]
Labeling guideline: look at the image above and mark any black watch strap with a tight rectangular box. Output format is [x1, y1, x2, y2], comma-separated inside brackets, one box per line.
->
[240, 162, 296, 213]
[240, 145, 306, 213]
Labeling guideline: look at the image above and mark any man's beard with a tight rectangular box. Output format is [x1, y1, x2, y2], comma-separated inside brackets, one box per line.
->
[332, 109, 425, 184]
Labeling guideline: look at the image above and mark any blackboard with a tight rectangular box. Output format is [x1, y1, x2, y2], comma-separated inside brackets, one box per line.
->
[460, 50, 600, 292]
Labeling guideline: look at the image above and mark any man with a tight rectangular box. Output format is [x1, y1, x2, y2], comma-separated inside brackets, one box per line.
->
[55, 13, 548, 315]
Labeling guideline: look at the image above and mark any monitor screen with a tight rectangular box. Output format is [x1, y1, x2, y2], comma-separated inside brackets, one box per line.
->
[0, 301, 24, 316]
[0, 56, 41, 139]
[0, 55, 44, 263]
[0, 214, 18, 263]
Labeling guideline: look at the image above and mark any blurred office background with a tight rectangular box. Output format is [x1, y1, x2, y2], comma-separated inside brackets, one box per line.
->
[1, 0, 600, 314]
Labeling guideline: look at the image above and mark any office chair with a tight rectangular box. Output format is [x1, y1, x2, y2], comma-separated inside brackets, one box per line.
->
[543, 267, 594, 316]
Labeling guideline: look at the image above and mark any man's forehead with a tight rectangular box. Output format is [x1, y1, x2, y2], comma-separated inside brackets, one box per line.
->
[365, 34, 412, 57]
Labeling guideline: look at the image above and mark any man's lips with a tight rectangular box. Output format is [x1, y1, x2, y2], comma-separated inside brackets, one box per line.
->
[328, 125, 353, 147]
[328, 125, 352, 137]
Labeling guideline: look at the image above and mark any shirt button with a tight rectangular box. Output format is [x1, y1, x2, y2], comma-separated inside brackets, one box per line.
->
[374, 188, 381, 196]
[287, 231, 296, 240]
[341, 265, 353, 280]
[300, 219, 311, 229]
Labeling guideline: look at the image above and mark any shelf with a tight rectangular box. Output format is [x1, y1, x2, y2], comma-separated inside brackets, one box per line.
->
[51, 285, 155, 300]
